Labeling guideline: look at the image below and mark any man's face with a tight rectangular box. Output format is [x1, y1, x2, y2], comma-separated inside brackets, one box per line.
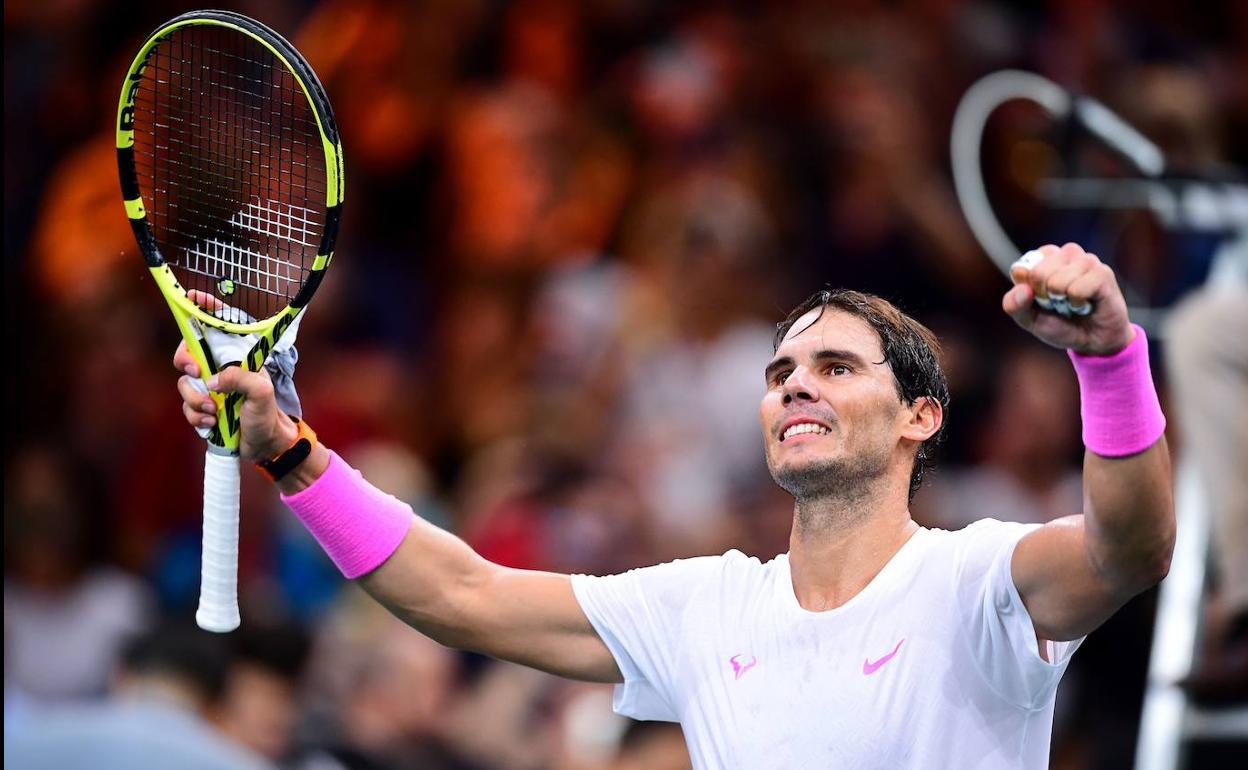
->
[760, 308, 907, 500]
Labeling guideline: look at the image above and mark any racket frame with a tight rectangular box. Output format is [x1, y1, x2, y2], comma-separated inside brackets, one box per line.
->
[116, 9, 343, 451]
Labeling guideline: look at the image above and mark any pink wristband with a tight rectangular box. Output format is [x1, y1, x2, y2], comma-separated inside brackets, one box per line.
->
[280, 450, 413, 579]
[1067, 324, 1166, 457]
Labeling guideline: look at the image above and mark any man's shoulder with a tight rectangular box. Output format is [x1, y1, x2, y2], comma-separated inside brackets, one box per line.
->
[925, 518, 1040, 545]
[717, 548, 786, 585]
[624, 548, 780, 585]
[919, 519, 1041, 584]
[573, 548, 781, 609]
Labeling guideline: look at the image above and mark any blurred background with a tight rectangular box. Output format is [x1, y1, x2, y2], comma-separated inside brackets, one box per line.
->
[4, 1, 1246, 768]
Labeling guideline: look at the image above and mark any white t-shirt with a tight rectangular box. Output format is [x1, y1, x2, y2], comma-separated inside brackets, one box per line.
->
[571, 519, 1082, 769]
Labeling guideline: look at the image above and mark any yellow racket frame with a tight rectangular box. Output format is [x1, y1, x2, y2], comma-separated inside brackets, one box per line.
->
[116, 10, 344, 452]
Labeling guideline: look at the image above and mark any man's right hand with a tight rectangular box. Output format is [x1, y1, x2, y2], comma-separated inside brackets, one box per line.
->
[174, 342, 298, 464]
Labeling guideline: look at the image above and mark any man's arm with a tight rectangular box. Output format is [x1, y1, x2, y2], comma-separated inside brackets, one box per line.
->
[176, 350, 622, 684]
[1001, 243, 1176, 642]
[359, 513, 623, 682]
[1011, 441, 1173, 642]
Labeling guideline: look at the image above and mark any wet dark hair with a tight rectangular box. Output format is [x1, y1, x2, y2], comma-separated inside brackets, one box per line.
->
[774, 289, 949, 502]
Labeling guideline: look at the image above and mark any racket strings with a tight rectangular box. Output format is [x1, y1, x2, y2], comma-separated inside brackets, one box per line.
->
[182, 237, 304, 299]
[132, 24, 328, 324]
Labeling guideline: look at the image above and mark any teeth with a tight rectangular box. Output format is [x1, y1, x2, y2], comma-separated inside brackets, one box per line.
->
[783, 422, 830, 441]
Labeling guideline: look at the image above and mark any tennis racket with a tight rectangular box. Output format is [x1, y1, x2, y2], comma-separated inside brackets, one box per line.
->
[116, 10, 344, 632]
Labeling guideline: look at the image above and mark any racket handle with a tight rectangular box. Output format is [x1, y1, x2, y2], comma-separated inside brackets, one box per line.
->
[197, 449, 241, 632]
[1014, 250, 1096, 317]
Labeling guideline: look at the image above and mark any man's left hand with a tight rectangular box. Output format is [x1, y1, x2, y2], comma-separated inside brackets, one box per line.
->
[1003, 243, 1135, 356]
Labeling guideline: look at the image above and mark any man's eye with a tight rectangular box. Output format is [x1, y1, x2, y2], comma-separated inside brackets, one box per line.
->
[830, 364, 851, 376]
[772, 371, 792, 386]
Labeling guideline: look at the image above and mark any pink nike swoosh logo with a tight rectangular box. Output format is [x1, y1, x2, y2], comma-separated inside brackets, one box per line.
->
[863, 639, 905, 675]
[730, 654, 757, 680]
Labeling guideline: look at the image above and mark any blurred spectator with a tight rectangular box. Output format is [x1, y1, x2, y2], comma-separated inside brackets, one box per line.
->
[806, 33, 998, 317]
[629, 27, 730, 153]
[3, 619, 274, 770]
[1131, 58, 1248, 707]
[611, 174, 780, 554]
[29, 134, 136, 305]
[4, 446, 153, 702]
[1165, 244, 1248, 707]
[5, 1, 1248, 766]
[294, 589, 481, 770]
[539, 681, 695, 770]
[440, 659, 557, 770]
[915, 345, 1083, 530]
[216, 619, 314, 764]
[545, 683, 627, 769]
[461, 447, 657, 576]
[610, 721, 691, 770]
[293, 0, 484, 179]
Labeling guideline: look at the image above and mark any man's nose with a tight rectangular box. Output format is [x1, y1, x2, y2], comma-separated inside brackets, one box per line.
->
[781, 366, 819, 404]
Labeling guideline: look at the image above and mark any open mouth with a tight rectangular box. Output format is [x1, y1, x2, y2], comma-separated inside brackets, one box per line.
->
[781, 422, 832, 442]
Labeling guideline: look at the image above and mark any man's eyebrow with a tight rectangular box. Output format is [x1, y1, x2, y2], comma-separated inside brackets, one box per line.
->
[811, 349, 871, 368]
[764, 355, 794, 381]
[764, 349, 873, 380]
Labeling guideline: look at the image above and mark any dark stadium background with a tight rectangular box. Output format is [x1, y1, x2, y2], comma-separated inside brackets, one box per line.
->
[5, 1, 1246, 768]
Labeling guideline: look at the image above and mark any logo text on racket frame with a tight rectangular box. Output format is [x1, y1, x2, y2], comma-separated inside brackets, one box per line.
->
[118, 66, 146, 135]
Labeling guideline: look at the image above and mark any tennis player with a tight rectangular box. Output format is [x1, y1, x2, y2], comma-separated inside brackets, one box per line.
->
[176, 242, 1174, 768]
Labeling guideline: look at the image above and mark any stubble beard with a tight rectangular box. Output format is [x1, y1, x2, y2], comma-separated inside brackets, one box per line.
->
[768, 442, 892, 533]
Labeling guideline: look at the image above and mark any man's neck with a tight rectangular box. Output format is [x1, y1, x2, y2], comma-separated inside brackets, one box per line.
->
[787, 488, 918, 613]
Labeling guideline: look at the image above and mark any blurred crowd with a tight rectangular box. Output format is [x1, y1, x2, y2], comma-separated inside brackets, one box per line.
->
[5, 1, 1246, 768]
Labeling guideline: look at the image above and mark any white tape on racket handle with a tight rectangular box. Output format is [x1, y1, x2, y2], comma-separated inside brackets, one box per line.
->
[1011, 250, 1096, 318]
[197, 449, 241, 632]
[187, 377, 213, 440]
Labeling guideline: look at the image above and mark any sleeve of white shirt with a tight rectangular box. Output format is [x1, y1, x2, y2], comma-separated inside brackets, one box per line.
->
[955, 519, 1085, 710]
[570, 554, 726, 722]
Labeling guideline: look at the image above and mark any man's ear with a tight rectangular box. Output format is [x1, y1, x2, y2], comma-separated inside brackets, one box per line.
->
[901, 396, 942, 443]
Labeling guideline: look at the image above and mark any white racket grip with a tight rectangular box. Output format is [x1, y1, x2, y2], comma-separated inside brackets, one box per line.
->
[196, 449, 241, 632]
